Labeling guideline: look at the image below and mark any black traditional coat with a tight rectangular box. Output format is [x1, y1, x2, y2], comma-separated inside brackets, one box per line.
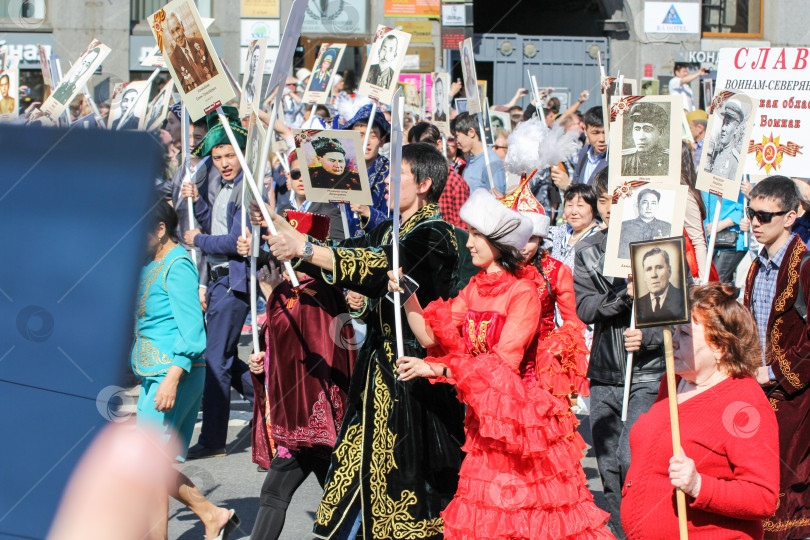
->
[744, 235, 810, 539]
[299, 203, 466, 539]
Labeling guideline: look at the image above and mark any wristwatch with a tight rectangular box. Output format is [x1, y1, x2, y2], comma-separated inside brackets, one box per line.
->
[301, 241, 314, 261]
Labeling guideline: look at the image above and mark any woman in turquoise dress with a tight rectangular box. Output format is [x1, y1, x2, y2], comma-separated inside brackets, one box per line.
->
[133, 200, 239, 540]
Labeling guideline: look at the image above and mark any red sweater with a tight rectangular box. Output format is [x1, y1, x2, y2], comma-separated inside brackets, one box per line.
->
[622, 376, 779, 539]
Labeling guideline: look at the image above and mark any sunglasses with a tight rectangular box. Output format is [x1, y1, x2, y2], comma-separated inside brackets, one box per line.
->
[746, 207, 789, 224]
[289, 169, 301, 180]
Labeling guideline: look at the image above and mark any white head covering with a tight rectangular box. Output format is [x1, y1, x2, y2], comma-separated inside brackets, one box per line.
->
[460, 189, 534, 250]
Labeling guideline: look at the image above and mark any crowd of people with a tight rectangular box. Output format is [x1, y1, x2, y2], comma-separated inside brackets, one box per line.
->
[61, 62, 810, 540]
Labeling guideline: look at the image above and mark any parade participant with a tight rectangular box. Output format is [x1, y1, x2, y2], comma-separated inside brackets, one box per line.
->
[341, 104, 390, 236]
[549, 183, 601, 269]
[245, 211, 356, 540]
[622, 283, 779, 539]
[669, 63, 705, 112]
[621, 103, 670, 177]
[251, 142, 465, 539]
[133, 200, 239, 540]
[279, 150, 344, 240]
[559, 106, 605, 187]
[453, 111, 507, 195]
[574, 167, 666, 538]
[742, 176, 810, 539]
[502, 178, 590, 399]
[687, 109, 708, 169]
[308, 137, 362, 190]
[392, 188, 612, 539]
[680, 142, 711, 282]
[182, 105, 254, 459]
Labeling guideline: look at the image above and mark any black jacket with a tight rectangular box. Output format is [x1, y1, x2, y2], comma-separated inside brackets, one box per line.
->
[573, 229, 665, 385]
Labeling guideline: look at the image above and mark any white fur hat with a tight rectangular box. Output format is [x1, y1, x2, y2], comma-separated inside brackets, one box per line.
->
[522, 211, 550, 238]
[460, 189, 534, 250]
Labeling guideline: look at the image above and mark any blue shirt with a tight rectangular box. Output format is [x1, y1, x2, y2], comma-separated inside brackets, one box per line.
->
[463, 148, 507, 195]
[582, 147, 605, 188]
[341, 153, 390, 237]
[752, 234, 795, 367]
[692, 138, 703, 170]
[702, 191, 746, 251]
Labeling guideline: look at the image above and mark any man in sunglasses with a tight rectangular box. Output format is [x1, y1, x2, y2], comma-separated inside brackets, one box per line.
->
[741, 175, 810, 540]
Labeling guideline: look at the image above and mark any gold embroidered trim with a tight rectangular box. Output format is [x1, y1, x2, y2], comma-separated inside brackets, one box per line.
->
[774, 241, 803, 313]
[764, 516, 810, 532]
[134, 334, 173, 376]
[335, 248, 388, 283]
[467, 317, 493, 355]
[770, 318, 805, 389]
[369, 367, 443, 538]
[315, 422, 363, 526]
[769, 397, 779, 412]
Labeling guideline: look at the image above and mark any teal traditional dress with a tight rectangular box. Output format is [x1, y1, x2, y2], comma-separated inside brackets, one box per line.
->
[131, 245, 206, 461]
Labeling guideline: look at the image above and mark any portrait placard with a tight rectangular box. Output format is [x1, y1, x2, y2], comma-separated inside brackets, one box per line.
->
[293, 129, 371, 205]
[481, 98, 494, 145]
[600, 76, 637, 139]
[630, 237, 691, 329]
[489, 109, 511, 135]
[459, 37, 481, 114]
[431, 72, 450, 133]
[302, 43, 346, 105]
[608, 94, 683, 191]
[38, 45, 53, 88]
[0, 56, 20, 121]
[604, 182, 688, 278]
[240, 39, 267, 118]
[40, 40, 111, 121]
[107, 81, 151, 130]
[140, 17, 215, 69]
[244, 112, 267, 207]
[357, 25, 411, 105]
[148, 0, 234, 121]
[695, 91, 757, 200]
[141, 80, 174, 131]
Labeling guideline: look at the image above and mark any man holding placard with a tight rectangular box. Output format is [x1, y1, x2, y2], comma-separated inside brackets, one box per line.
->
[742, 175, 810, 539]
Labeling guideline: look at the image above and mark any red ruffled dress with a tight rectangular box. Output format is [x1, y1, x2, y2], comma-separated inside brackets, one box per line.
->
[519, 253, 590, 399]
[423, 270, 612, 539]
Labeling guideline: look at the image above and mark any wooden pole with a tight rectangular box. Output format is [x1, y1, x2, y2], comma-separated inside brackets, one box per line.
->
[621, 304, 635, 422]
[664, 327, 689, 540]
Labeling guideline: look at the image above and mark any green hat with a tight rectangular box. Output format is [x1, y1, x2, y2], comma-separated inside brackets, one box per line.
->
[191, 105, 248, 157]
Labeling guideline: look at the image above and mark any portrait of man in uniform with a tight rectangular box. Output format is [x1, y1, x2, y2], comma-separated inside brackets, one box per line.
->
[619, 188, 672, 258]
[433, 76, 447, 122]
[52, 47, 100, 105]
[310, 48, 337, 93]
[308, 137, 362, 191]
[621, 102, 671, 177]
[366, 34, 398, 89]
[633, 245, 686, 325]
[705, 99, 747, 181]
[110, 87, 141, 130]
[0, 73, 15, 115]
[165, 11, 216, 92]
[243, 44, 261, 107]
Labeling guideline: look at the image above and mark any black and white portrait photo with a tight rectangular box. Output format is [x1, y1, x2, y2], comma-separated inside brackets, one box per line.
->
[460, 38, 481, 114]
[141, 80, 173, 131]
[618, 187, 673, 259]
[631, 237, 690, 328]
[40, 39, 110, 120]
[704, 98, 751, 181]
[432, 73, 448, 123]
[621, 102, 671, 177]
[357, 26, 411, 104]
[240, 39, 266, 118]
[600, 76, 636, 137]
[107, 81, 149, 130]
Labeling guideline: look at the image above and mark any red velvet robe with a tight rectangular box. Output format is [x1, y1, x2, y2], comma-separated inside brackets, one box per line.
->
[252, 275, 356, 468]
[744, 235, 810, 539]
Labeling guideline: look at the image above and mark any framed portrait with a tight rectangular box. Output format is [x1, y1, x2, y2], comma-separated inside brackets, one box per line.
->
[630, 237, 691, 329]
[489, 109, 511, 135]
[107, 81, 150, 130]
[607, 94, 684, 191]
[641, 78, 659, 96]
[239, 39, 267, 119]
[357, 25, 411, 105]
[696, 92, 757, 200]
[293, 129, 371, 205]
[455, 97, 468, 114]
[40, 39, 111, 120]
[141, 80, 174, 132]
[432, 72, 450, 134]
[459, 37, 481, 114]
[0, 57, 20, 121]
[303, 43, 346, 105]
[244, 112, 267, 206]
[148, 0, 234, 121]
[604, 182, 688, 278]
[600, 76, 637, 139]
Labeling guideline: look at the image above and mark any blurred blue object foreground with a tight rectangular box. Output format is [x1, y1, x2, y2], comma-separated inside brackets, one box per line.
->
[0, 124, 162, 539]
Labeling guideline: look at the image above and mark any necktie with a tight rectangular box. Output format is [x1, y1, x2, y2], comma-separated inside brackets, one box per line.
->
[654, 296, 660, 312]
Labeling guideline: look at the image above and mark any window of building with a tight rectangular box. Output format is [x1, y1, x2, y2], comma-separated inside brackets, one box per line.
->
[702, 0, 763, 38]
[2, 0, 46, 22]
[130, 0, 211, 24]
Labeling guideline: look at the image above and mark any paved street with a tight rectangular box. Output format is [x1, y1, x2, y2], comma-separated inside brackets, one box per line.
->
[165, 342, 606, 539]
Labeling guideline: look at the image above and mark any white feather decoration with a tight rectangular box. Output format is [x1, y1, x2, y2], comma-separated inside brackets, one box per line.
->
[538, 123, 582, 171]
[503, 117, 548, 175]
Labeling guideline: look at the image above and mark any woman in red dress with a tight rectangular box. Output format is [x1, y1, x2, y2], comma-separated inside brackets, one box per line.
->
[393, 189, 612, 539]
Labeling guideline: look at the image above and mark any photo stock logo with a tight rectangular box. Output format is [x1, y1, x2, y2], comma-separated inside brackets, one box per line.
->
[308, 0, 360, 35]
[16, 304, 54, 342]
[96, 385, 137, 422]
[6, 0, 45, 29]
[329, 313, 361, 351]
[488, 473, 528, 512]
[722, 400, 761, 439]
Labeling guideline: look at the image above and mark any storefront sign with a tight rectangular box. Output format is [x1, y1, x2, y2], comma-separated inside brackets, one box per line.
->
[240, 18, 280, 47]
[2, 33, 54, 69]
[242, 0, 279, 18]
[396, 20, 433, 43]
[643, 2, 700, 34]
[385, 0, 440, 18]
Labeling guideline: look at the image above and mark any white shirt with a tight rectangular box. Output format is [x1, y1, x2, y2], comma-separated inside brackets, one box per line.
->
[668, 77, 694, 111]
